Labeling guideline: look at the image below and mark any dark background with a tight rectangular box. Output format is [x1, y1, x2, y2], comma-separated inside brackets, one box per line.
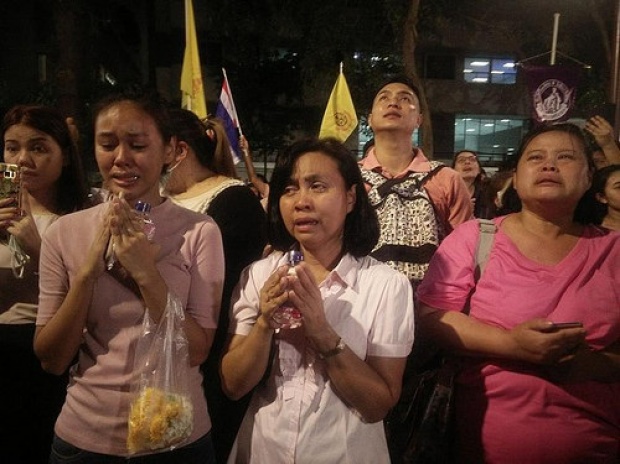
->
[0, 0, 616, 174]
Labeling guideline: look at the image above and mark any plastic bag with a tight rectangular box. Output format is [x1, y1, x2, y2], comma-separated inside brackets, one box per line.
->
[127, 293, 193, 454]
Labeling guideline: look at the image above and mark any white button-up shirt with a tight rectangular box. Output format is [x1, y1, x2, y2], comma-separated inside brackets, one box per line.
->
[228, 252, 414, 464]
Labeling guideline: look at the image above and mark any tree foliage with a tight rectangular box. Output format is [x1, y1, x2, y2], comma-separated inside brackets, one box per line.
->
[7, 0, 615, 163]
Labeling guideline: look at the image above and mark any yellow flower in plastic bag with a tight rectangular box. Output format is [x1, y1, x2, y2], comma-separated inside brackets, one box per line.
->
[127, 387, 193, 453]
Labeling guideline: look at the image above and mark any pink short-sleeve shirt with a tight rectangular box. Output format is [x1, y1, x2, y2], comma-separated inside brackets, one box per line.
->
[37, 200, 224, 456]
[418, 217, 620, 463]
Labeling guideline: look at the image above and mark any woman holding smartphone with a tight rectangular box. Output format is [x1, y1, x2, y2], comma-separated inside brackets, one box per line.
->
[417, 123, 620, 463]
[0, 105, 89, 462]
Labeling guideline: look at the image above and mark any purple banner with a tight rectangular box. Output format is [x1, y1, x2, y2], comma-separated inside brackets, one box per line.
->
[522, 65, 582, 124]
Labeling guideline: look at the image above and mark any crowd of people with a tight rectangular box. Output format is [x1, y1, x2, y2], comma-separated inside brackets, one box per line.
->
[0, 75, 619, 464]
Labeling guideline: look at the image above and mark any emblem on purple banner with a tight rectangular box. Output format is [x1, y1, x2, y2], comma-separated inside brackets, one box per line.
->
[522, 65, 581, 124]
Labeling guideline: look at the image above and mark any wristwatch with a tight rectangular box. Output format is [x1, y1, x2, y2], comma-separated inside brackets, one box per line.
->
[318, 337, 346, 359]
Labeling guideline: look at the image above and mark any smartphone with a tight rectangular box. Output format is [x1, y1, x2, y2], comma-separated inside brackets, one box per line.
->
[0, 163, 20, 207]
[0, 163, 21, 208]
[551, 322, 583, 330]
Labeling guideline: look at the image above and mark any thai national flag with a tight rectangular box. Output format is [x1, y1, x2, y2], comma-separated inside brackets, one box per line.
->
[215, 68, 243, 164]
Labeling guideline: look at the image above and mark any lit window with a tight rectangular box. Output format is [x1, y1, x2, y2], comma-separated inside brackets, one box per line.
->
[454, 115, 528, 164]
[464, 57, 516, 84]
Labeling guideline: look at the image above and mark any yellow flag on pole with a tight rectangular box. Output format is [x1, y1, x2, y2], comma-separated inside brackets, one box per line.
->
[180, 0, 207, 119]
[319, 63, 358, 142]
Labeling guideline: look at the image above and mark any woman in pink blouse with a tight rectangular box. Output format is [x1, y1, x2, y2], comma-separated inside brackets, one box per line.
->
[34, 93, 224, 463]
[417, 123, 620, 463]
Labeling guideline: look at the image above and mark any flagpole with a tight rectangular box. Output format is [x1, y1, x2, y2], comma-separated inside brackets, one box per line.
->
[550, 13, 559, 66]
[221, 67, 257, 181]
[185, 0, 192, 112]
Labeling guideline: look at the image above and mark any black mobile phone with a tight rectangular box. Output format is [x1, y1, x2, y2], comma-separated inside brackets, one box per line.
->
[551, 322, 583, 329]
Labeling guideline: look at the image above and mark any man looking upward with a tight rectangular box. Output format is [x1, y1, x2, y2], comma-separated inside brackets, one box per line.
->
[360, 76, 472, 463]
[360, 76, 472, 288]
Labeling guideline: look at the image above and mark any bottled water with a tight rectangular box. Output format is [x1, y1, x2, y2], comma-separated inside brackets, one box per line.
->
[271, 250, 304, 329]
[134, 201, 156, 241]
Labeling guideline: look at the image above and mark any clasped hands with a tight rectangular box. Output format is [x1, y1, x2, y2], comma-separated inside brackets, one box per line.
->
[258, 262, 338, 351]
[83, 195, 159, 282]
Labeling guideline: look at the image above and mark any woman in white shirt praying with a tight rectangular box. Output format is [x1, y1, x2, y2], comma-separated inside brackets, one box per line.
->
[221, 138, 414, 463]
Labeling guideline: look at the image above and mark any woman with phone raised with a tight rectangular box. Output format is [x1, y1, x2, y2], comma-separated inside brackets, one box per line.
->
[0, 105, 89, 462]
[418, 123, 620, 463]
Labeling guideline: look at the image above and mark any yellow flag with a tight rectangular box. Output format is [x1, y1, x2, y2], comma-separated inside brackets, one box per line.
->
[319, 64, 358, 142]
[180, 0, 207, 119]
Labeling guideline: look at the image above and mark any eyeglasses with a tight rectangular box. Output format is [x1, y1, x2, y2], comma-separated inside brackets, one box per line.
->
[455, 156, 477, 164]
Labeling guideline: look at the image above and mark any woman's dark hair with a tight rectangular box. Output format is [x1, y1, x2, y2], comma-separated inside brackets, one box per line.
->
[592, 163, 620, 196]
[168, 108, 237, 177]
[92, 90, 176, 178]
[202, 116, 238, 178]
[92, 90, 174, 146]
[515, 123, 594, 169]
[254, 173, 268, 183]
[452, 149, 480, 168]
[515, 123, 596, 224]
[590, 164, 620, 224]
[1, 105, 88, 213]
[268, 137, 379, 257]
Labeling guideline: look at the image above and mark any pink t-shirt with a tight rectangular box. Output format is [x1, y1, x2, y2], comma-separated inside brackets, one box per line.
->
[37, 200, 224, 456]
[417, 217, 620, 463]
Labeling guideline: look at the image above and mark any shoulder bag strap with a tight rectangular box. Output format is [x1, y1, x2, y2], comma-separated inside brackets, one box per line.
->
[464, 218, 497, 316]
[473, 218, 497, 281]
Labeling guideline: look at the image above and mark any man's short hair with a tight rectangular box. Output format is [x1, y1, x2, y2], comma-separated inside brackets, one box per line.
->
[374, 75, 421, 102]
